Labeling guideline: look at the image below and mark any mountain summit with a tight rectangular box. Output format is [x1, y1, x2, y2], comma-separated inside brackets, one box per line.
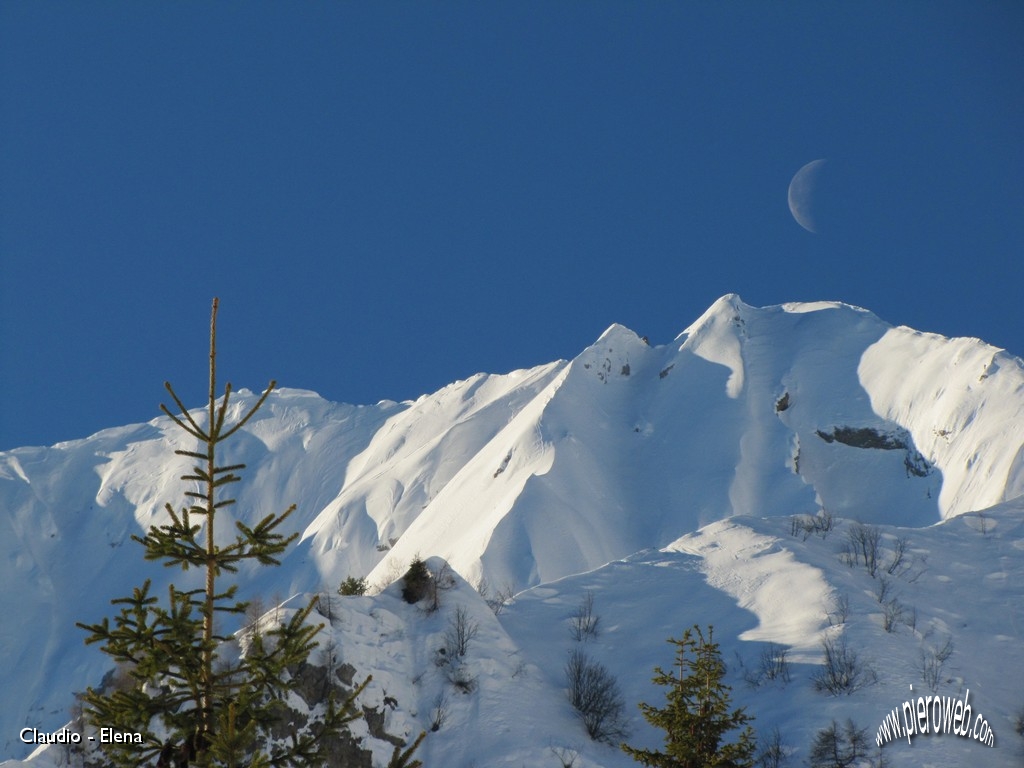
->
[370, 294, 1024, 594]
[3, 296, 1023, 765]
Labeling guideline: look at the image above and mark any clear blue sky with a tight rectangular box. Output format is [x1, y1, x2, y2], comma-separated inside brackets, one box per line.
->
[2, 2, 1022, 451]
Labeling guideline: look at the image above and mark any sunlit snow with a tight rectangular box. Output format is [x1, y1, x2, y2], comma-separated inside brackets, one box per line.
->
[2, 296, 1023, 766]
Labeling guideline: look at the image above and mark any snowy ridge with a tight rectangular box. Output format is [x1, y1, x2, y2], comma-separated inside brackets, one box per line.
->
[859, 327, 1024, 516]
[2, 296, 1024, 765]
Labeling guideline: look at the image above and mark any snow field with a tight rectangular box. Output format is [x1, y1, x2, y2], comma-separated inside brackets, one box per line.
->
[2, 296, 1024, 765]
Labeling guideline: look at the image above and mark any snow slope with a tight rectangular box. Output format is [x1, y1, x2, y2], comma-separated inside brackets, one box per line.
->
[9, 507, 1023, 767]
[2, 295, 1024, 764]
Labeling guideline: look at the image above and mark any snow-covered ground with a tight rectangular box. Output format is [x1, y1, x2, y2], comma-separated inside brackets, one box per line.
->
[2, 296, 1023, 765]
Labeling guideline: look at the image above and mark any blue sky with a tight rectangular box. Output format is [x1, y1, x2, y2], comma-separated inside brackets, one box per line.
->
[2, 2, 1022, 451]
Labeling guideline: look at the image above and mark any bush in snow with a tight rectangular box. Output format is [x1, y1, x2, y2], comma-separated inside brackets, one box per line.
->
[444, 605, 480, 659]
[827, 593, 850, 627]
[549, 744, 582, 767]
[569, 590, 601, 641]
[756, 725, 788, 768]
[812, 635, 877, 696]
[477, 576, 516, 615]
[918, 635, 954, 692]
[884, 536, 911, 576]
[807, 719, 880, 768]
[842, 522, 882, 578]
[745, 643, 791, 687]
[881, 599, 904, 633]
[791, 509, 835, 541]
[429, 690, 449, 732]
[565, 647, 628, 744]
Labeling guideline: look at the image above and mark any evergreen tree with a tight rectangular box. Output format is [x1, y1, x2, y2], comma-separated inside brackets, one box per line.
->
[622, 625, 756, 768]
[385, 731, 425, 768]
[77, 299, 421, 768]
[401, 557, 433, 605]
[338, 575, 368, 597]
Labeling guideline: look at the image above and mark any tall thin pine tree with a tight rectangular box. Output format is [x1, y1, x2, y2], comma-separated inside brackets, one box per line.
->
[77, 299, 423, 768]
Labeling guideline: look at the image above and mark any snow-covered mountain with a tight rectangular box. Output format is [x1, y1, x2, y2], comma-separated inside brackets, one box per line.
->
[3, 295, 1023, 766]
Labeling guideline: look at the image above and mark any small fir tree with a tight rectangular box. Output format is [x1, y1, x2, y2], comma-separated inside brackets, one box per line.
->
[338, 575, 368, 597]
[622, 625, 756, 768]
[401, 556, 432, 604]
[76, 299, 422, 768]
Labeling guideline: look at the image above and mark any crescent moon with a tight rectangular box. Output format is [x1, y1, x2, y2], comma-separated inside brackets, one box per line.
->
[788, 159, 827, 233]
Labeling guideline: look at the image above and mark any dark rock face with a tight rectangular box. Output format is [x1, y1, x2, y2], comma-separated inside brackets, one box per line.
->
[815, 426, 908, 450]
[815, 425, 932, 477]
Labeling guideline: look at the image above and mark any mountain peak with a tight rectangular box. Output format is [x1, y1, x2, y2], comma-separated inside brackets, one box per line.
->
[5, 297, 1024, 762]
[595, 322, 645, 345]
[676, 293, 748, 342]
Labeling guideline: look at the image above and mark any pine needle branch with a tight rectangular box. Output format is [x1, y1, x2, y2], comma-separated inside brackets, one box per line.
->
[161, 382, 207, 439]
[219, 380, 277, 441]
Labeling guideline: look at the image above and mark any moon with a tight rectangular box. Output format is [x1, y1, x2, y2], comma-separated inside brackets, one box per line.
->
[788, 159, 827, 233]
